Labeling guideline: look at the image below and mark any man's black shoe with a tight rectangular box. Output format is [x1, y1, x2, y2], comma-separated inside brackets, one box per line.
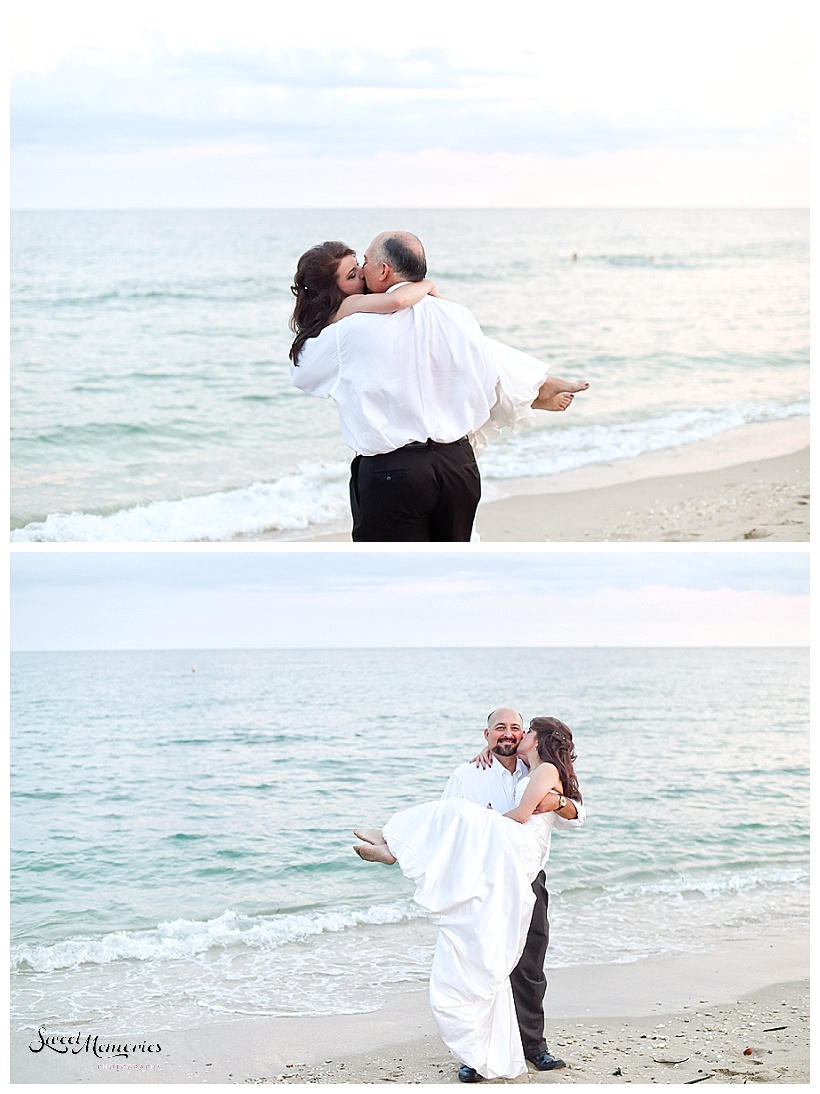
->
[458, 1064, 482, 1082]
[529, 1051, 566, 1071]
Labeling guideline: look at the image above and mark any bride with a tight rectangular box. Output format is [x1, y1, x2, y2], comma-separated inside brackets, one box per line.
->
[289, 241, 588, 455]
[353, 717, 582, 1080]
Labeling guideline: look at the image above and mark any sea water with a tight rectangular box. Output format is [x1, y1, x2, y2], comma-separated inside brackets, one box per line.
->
[10, 208, 808, 540]
[11, 646, 809, 1031]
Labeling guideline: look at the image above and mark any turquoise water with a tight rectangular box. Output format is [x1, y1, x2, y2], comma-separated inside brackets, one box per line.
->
[11, 646, 809, 1030]
[10, 208, 809, 539]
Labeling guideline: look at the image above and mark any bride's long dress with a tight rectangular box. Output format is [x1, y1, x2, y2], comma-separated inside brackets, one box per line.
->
[382, 791, 553, 1079]
[469, 337, 551, 456]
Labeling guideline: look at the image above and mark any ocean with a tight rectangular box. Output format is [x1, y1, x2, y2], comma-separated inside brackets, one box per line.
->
[10, 208, 809, 541]
[10, 646, 809, 1033]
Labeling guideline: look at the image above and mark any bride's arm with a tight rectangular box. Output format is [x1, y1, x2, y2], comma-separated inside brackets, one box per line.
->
[503, 763, 561, 824]
[331, 280, 439, 322]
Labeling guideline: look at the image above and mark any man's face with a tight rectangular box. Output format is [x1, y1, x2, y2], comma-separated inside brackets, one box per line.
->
[361, 241, 387, 294]
[484, 709, 524, 756]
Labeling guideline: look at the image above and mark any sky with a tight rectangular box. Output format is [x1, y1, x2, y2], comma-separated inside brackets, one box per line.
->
[9, 0, 810, 208]
[9, 548, 809, 650]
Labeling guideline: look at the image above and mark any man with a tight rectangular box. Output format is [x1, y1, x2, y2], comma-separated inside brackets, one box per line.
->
[292, 230, 496, 541]
[441, 707, 585, 1081]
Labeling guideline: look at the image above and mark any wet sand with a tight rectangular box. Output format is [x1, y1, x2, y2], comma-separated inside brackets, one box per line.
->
[12, 927, 808, 1084]
[274, 418, 809, 543]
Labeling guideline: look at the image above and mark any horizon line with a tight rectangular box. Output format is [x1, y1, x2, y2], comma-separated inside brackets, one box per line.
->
[10, 204, 810, 214]
[11, 644, 809, 653]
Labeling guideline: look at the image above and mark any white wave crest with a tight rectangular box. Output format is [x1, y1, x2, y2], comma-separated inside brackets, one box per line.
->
[479, 398, 809, 480]
[11, 462, 350, 542]
[11, 399, 807, 541]
[11, 901, 422, 973]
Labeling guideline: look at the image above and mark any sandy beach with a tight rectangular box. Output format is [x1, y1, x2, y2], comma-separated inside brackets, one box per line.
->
[12, 927, 808, 1085]
[271, 418, 809, 543]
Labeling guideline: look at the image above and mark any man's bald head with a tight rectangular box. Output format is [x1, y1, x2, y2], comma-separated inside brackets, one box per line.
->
[487, 706, 523, 728]
[363, 231, 427, 292]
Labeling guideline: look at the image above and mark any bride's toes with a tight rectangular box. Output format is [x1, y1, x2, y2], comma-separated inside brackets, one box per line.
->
[353, 828, 386, 845]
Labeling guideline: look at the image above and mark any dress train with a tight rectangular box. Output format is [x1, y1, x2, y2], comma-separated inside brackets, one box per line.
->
[382, 796, 549, 1079]
[469, 337, 551, 456]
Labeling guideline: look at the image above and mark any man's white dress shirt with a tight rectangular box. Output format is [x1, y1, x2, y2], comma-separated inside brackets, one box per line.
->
[291, 294, 500, 456]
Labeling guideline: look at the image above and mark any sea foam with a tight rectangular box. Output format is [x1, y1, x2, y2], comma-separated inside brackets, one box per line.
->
[11, 900, 422, 973]
[11, 399, 808, 542]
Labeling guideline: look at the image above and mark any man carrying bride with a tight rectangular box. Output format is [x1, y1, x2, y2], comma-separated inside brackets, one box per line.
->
[290, 233, 588, 542]
[354, 710, 585, 1081]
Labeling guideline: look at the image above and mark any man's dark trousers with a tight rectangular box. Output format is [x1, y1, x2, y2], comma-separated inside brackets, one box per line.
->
[350, 437, 481, 541]
[510, 872, 550, 1059]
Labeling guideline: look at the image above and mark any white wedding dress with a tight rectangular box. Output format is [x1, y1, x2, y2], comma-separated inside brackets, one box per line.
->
[382, 785, 554, 1079]
[468, 337, 551, 456]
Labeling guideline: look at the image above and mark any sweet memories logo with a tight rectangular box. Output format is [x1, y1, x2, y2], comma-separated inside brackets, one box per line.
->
[29, 1027, 162, 1060]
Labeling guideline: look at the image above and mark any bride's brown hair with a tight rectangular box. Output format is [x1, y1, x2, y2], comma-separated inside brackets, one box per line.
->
[289, 241, 356, 363]
[530, 717, 582, 803]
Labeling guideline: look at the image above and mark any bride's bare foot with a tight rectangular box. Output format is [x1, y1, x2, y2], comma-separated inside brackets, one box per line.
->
[353, 828, 387, 846]
[532, 375, 589, 410]
[533, 391, 574, 411]
[354, 842, 396, 864]
[546, 376, 589, 395]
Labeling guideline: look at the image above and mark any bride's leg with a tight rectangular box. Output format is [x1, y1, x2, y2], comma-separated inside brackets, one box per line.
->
[353, 827, 387, 845]
[354, 842, 396, 864]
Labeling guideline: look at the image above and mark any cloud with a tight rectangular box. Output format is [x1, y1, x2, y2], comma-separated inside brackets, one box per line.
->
[297, 550, 810, 600]
[11, 42, 805, 160]
[9, 549, 810, 598]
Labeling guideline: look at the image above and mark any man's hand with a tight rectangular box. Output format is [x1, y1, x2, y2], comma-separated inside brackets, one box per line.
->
[532, 791, 560, 814]
[533, 792, 578, 819]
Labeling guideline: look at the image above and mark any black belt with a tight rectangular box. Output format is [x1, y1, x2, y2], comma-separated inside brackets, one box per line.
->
[396, 436, 468, 451]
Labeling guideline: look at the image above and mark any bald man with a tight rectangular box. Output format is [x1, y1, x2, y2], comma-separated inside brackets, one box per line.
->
[291, 230, 499, 541]
[441, 708, 586, 1081]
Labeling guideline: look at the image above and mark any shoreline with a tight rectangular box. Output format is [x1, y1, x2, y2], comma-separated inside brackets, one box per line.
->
[268, 417, 809, 543]
[12, 926, 809, 1084]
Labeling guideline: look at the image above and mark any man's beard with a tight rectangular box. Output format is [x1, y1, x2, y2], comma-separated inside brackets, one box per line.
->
[492, 740, 518, 756]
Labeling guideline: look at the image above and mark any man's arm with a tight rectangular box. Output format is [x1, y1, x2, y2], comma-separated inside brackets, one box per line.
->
[532, 792, 586, 827]
[554, 799, 585, 827]
[440, 769, 467, 800]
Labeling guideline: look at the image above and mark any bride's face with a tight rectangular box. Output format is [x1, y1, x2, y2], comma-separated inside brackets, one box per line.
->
[335, 255, 365, 297]
[517, 729, 538, 763]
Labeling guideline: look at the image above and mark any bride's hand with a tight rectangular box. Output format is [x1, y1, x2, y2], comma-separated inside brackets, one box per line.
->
[471, 747, 494, 769]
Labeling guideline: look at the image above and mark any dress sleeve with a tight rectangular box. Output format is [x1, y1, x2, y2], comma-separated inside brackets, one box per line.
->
[468, 337, 550, 456]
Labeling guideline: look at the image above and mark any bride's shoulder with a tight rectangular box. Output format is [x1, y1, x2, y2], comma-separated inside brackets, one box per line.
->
[531, 762, 560, 788]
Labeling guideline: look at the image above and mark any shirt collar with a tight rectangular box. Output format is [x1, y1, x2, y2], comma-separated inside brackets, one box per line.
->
[491, 757, 529, 779]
